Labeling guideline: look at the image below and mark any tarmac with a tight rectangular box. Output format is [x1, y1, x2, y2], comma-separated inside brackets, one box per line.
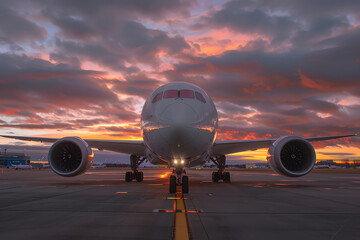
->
[0, 168, 359, 240]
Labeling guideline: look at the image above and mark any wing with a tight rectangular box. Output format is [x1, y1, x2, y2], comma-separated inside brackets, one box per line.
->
[83, 139, 145, 155]
[0, 135, 146, 155]
[212, 134, 356, 155]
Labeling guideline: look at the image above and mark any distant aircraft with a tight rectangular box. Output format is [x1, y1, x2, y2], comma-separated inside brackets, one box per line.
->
[314, 165, 330, 169]
[91, 164, 106, 169]
[11, 164, 33, 170]
[1, 82, 357, 193]
[42, 163, 50, 169]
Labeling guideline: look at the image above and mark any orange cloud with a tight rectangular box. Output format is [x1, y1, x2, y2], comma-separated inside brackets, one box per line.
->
[186, 28, 257, 56]
[298, 69, 333, 91]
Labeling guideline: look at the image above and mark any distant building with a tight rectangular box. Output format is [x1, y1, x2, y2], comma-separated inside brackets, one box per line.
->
[104, 163, 130, 168]
[0, 151, 31, 166]
[316, 159, 360, 168]
[245, 162, 269, 169]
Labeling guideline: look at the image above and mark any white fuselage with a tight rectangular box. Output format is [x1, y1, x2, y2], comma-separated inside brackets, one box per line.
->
[141, 82, 218, 167]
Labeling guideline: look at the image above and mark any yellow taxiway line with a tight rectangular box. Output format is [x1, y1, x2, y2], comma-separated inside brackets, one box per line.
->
[172, 186, 191, 240]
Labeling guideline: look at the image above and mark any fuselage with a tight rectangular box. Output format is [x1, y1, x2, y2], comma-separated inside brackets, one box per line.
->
[141, 82, 218, 167]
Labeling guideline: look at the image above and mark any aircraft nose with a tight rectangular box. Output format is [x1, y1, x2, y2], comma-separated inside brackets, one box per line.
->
[159, 102, 199, 125]
[159, 125, 198, 157]
[157, 102, 200, 157]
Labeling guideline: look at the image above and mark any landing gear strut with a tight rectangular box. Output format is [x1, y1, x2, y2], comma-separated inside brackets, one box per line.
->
[211, 155, 230, 182]
[125, 154, 146, 182]
[169, 166, 189, 194]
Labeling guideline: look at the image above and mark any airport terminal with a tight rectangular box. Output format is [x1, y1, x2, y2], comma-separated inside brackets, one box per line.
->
[0, 150, 30, 167]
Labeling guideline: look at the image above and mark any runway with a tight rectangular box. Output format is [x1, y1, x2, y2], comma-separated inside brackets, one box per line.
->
[0, 168, 359, 240]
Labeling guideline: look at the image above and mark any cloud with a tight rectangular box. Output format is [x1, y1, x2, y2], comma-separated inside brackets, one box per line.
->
[195, 0, 359, 50]
[1, 0, 193, 71]
[166, 26, 360, 98]
[208, 5, 298, 44]
[243, 0, 360, 20]
[0, 123, 72, 130]
[0, 53, 119, 113]
[39, 0, 193, 22]
[0, 0, 359, 154]
[164, 25, 360, 145]
[0, 53, 141, 135]
[52, 20, 190, 72]
[107, 73, 163, 97]
[318, 152, 355, 156]
[0, 5, 47, 44]
[49, 52, 81, 69]
[53, 39, 138, 73]
[36, 0, 193, 70]
[292, 16, 350, 48]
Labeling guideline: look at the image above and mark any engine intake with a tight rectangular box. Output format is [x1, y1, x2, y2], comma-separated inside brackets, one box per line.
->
[267, 136, 316, 177]
[48, 137, 94, 177]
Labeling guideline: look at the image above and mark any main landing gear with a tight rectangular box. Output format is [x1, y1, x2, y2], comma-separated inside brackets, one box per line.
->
[211, 155, 230, 182]
[125, 154, 146, 182]
[169, 166, 189, 194]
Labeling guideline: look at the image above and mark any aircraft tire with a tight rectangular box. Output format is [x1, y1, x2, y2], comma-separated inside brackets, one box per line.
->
[136, 171, 143, 182]
[125, 171, 132, 182]
[182, 175, 189, 193]
[169, 175, 176, 193]
[224, 172, 230, 182]
[212, 172, 219, 182]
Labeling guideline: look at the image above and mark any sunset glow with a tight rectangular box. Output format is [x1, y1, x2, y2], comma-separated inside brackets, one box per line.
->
[0, 0, 360, 163]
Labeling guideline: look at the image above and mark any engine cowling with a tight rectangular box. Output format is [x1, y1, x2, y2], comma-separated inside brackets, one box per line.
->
[48, 137, 94, 177]
[267, 136, 316, 177]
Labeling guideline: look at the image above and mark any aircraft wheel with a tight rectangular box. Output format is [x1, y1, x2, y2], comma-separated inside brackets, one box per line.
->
[136, 171, 143, 182]
[125, 171, 132, 182]
[224, 172, 230, 182]
[212, 172, 219, 182]
[169, 175, 176, 193]
[182, 175, 189, 193]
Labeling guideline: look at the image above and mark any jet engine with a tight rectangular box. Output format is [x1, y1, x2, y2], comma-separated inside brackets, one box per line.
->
[267, 136, 316, 177]
[48, 137, 94, 177]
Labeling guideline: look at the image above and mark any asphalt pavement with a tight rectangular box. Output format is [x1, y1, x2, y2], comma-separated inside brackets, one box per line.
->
[0, 168, 359, 240]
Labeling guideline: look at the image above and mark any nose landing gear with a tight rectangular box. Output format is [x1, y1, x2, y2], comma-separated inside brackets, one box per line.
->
[169, 167, 189, 194]
[211, 155, 230, 182]
[125, 154, 146, 182]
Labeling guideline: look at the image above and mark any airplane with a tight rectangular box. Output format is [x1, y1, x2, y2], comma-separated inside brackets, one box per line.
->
[11, 164, 33, 170]
[1, 82, 357, 193]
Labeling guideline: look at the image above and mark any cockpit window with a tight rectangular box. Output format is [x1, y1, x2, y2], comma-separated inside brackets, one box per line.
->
[180, 89, 194, 98]
[164, 90, 178, 98]
[152, 92, 162, 103]
[195, 91, 206, 103]
[163, 89, 197, 100]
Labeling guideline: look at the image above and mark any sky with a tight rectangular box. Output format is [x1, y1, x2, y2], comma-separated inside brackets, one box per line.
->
[0, 0, 360, 163]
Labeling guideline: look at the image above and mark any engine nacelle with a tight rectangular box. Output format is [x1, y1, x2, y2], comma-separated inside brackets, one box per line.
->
[48, 137, 94, 177]
[267, 136, 316, 177]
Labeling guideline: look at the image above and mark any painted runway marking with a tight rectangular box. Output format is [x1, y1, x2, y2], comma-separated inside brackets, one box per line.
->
[165, 197, 190, 200]
[172, 186, 192, 240]
[154, 185, 199, 239]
